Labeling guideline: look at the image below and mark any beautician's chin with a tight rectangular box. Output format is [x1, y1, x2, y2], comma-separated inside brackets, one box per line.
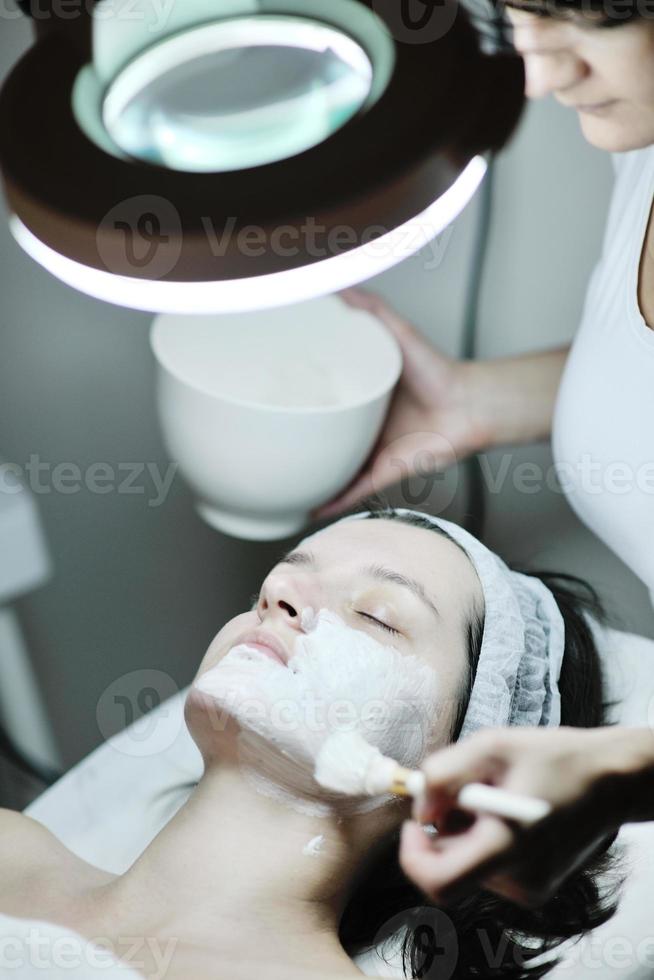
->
[578, 118, 620, 151]
[576, 102, 648, 152]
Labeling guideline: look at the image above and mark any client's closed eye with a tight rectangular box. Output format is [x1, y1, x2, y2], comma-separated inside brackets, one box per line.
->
[357, 611, 400, 636]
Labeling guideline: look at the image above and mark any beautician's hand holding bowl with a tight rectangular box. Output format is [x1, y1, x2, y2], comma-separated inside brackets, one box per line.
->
[401, 725, 654, 908]
[315, 288, 565, 518]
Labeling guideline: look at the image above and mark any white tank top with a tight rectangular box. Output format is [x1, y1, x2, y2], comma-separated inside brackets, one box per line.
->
[552, 146, 654, 606]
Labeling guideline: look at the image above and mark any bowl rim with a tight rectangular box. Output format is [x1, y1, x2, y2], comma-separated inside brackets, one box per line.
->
[149, 302, 404, 414]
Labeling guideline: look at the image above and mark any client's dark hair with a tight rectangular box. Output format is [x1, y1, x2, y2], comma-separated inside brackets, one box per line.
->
[338, 503, 621, 979]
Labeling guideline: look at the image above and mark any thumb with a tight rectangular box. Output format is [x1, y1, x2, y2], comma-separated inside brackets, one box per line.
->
[312, 469, 377, 519]
[313, 438, 410, 517]
[400, 816, 514, 904]
[339, 289, 442, 375]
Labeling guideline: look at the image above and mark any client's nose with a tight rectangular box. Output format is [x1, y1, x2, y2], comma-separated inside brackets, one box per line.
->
[270, 597, 299, 620]
[258, 575, 313, 631]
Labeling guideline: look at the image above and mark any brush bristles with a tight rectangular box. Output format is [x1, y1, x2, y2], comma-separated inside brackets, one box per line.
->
[315, 731, 398, 797]
[315, 731, 379, 795]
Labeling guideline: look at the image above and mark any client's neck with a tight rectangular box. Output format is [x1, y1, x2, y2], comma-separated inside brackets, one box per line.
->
[98, 761, 393, 972]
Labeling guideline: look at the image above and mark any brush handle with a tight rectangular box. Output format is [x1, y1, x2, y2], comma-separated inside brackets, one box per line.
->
[457, 783, 551, 825]
[398, 769, 550, 826]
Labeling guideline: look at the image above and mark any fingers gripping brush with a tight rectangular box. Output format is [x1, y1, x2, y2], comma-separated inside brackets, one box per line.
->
[315, 732, 552, 826]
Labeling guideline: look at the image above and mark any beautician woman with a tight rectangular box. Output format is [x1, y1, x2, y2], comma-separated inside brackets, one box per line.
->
[317, 0, 654, 907]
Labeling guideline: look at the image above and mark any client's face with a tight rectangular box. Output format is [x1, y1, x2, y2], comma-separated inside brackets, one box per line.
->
[186, 519, 484, 800]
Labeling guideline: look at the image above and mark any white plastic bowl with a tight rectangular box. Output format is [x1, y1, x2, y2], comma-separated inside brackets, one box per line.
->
[150, 295, 402, 540]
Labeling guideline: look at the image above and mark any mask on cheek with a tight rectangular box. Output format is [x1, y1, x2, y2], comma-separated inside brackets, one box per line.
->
[193, 608, 440, 816]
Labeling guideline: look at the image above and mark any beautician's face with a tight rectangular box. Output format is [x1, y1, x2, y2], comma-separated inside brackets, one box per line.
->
[193, 519, 483, 735]
[506, 5, 654, 150]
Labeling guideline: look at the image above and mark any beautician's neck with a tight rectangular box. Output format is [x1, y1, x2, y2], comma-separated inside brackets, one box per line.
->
[100, 763, 384, 964]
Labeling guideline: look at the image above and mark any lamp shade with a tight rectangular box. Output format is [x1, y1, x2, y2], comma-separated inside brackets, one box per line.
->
[0, 0, 524, 313]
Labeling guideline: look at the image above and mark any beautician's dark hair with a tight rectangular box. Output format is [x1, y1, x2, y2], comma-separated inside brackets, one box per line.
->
[338, 502, 621, 979]
[492, 0, 644, 29]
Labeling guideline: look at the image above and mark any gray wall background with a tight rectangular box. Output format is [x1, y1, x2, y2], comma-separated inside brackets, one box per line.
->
[1, 17, 652, 768]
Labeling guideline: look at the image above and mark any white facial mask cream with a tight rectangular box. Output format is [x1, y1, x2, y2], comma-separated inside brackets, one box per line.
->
[194, 608, 439, 815]
[302, 835, 326, 857]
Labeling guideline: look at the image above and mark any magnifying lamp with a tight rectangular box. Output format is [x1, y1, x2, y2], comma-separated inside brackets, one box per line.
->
[0, 0, 524, 314]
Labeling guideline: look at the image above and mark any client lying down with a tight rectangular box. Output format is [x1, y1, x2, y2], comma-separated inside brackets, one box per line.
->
[0, 507, 618, 980]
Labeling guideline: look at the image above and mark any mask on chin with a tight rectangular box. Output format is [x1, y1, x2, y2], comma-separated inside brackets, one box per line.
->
[194, 609, 440, 816]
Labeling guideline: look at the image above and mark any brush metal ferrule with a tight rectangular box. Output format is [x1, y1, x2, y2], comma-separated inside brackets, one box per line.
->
[390, 766, 426, 798]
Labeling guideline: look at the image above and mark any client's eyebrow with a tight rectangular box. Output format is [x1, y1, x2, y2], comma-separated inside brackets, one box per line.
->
[364, 563, 441, 622]
[278, 550, 441, 622]
[278, 550, 316, 568]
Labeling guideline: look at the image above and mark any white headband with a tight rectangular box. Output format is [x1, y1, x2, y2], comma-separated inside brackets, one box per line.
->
[321, 509, 565, 739]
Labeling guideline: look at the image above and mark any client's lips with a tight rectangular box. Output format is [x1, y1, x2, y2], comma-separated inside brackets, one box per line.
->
[239, 630, 290, 666]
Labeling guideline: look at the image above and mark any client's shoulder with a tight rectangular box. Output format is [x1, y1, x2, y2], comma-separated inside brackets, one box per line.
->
[0, 806, 57, 849]
[0, 806, 49, 854]
[0, 808, 112, 920]
[0, 807, 67, 885]
[0, 809, 59, 914]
